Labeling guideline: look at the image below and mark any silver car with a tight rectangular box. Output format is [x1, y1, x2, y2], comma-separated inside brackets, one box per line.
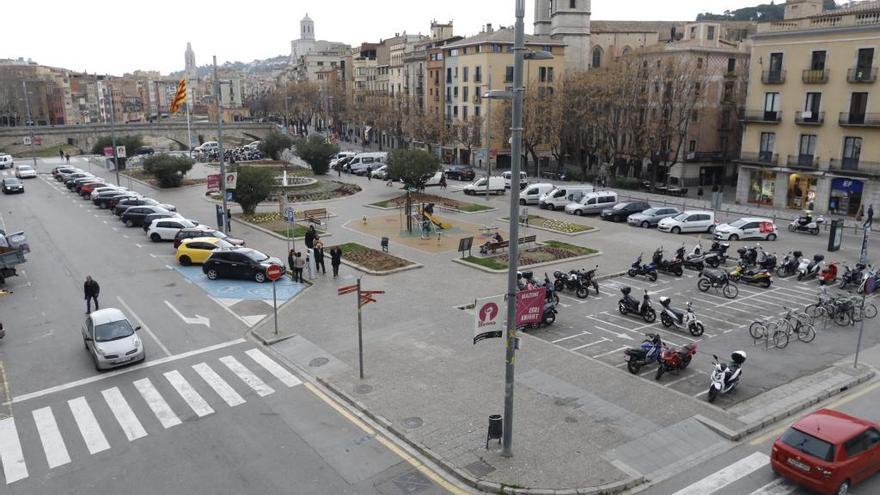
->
[627, 207, 681, 228]
[82, 308, 145, 371]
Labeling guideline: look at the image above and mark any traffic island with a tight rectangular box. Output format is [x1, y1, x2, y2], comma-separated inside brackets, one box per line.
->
[236, 212, 328, 241]
[329, 242, 421, 275]
[368, 193, 494, 213]
[456, 240, 599, 273]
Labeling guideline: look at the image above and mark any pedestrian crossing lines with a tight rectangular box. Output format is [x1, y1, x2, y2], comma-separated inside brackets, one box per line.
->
[0, 348, 300, 485]
[667, 451, 798, 495]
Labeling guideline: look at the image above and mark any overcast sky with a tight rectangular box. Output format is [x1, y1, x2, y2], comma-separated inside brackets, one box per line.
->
[4, 0, 762, 75]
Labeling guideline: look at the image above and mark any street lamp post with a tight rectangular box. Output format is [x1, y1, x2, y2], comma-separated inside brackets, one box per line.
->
[21, 81, 37, 168]
[213, 56, 230, 235]
[107, 83, 120, 186]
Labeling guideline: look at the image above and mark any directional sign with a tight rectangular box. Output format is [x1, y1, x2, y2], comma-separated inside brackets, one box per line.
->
[266, 264, 285, 282]
[360, 295, 376, 307]
[361, 290, 385, 296]
[23, 136, 31, 146]
[285, 206, 296, 223]
[338, 284, 359, 295]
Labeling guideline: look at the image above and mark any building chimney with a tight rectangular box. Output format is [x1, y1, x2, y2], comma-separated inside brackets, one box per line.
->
[486, 23, 494, 33]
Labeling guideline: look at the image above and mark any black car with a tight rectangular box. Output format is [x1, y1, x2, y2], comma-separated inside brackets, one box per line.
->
[174, 228, 245, 248]
[202, 248, 283, 283]
[113, 197, 174, 216]
[444, 165, 476, 181]
[105, 194, 139, 210]
[600, 201, 652, 222]
[2, 178, 24, 194]
[134, 147, 155, 156]
[93, 191, 130, 208]
[121, 206, 171, 227]
[65, 174, 93, 189]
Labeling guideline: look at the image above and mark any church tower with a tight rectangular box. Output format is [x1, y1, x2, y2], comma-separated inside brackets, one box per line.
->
[184, 42, 196, 111]
[549, 0, 592, 72]
[301, 13, 315, 41]
[534, 0, 551, 36]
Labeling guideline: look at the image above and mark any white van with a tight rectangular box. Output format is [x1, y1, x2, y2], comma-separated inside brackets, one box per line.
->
[330, 151, 356, 170]
[564, 191, 619, 216]
[197, 141, 219, 152]
[539, 185, 592, 211]
[519, 183, 555, 205]
[502, 171, 529, 189]
[348, 152, 388, 174]
[463, 176, 505, 195]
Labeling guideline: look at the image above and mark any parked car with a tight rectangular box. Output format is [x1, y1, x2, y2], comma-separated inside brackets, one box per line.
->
[332, 155, 354, 172]
[114, 197, 175, 216]
[600, 201, 651, 222]
[67, 175, 96, 190]
[103, 193, 140, 210]
[371, 165, 388, 180]
[202, 248, 283, 283]
[176, 237, 235, 265]
[93, 190, 128, 207]
[0, 154, 13, 170]
[141, 212, 183, 232]
[658, 211, 717, 234]
[146, 218, 198, 241]
[502, 170, 529, 189]
[627, 207, 681, 228]
[519, 183, 555, 205]
[424, 171, 444, 187]
[90, 186, 119, 199]
[444, 165, 476, 181]
[58, 169, 85, 182]
[564, 191, 618, 216]
[771, 409, 880, 495]
[463, 176, 506, 195]
[134, 146, 155, 156]
[714, 217, 778, 241]
[14, 165, 37, 179]
[174, 227, 245, 248]
[80, 181, 109, 198]
[121, 206, 172, 227]
[348, 152, 387, 174]
[541, 185, 592, 211]
[330, 151, 356, 170]
[2, 178, 24, 194]
[81, 308, 144, 371]
[52, 166, 76, 179]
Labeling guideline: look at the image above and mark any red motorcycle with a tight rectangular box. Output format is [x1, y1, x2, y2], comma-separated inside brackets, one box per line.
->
[819, 261, 839, 286]
[655, 342, 698, 380]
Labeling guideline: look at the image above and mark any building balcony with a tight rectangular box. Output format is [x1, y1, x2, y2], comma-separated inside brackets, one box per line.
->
[795, 111, 824, 125]
[786, 154, 820, 169]
[847, 67, 877, 83]
[724, 70, 738, 79]
[761, 70, 786, 84]
[828, 158, 880, 178]
[802, 69, 829, 84]
[742, 110, 782, 124]
[685, 151, 726, 162]
[838, 112, 880, 127]
[739, 151, 779, 166]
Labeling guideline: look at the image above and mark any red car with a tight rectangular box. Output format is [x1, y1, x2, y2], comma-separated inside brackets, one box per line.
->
[771, 409, 880, 495]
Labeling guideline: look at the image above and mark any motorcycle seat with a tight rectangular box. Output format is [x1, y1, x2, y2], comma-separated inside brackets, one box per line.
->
[625, 348, 647, 359]
[668, 308, 684, 319]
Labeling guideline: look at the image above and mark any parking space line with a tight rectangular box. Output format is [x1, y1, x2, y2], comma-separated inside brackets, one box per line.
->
[571, 338, 609, 351]
[592, 346, 628, 359]
[588, 315, 643, 335]
[662, 374, 694, 388]
[552, 331, 592, 343]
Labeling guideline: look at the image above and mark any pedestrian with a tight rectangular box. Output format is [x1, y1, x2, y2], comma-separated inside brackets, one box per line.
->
[288, 248, 296, 281]
[59, 149, 64, 160]
[304, 225, 317, 249]
[439, 174, 447, 189]
[64, 153, 70, 164]
[697, 187, 704, 200]
[293, 252, 305, 283]
[866, 204, 874, 228]
[330, 245, 342, 278]
[226, 209, 232, 232]
[84, 275, 100, 314]
[367, 165, 372, 181]
[337, 163, 342, 178]
[314, 243, 326, 274]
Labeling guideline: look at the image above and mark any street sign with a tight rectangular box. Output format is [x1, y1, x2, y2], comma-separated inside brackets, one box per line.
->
[207, 174, 220, 192]
[33, 135, 41, 146]
[338, 284, 358, 295]
[516, 287, 547, 326]
[474, 295, 505, 344]
[22, 136, 31, 146]
[225, 172, 238, 190]
[104, 147, 114, 157]
[285, 206, 296, 223]
[266, 264, 284, 282]
[116, 145, 127, 158]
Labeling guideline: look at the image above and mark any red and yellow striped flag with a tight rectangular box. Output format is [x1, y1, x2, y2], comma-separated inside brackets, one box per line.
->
[170, 78, 186, 113]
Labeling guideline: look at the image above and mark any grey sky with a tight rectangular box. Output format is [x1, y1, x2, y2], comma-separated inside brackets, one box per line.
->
[4, 1, 761, 75]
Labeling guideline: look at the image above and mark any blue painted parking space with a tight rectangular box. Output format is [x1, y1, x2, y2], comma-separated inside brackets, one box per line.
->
[173, 266, 306, 302]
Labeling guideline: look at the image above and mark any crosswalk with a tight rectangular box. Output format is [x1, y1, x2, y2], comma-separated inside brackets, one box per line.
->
[669, 452, 799, 495]
[0, 348, 301, 485]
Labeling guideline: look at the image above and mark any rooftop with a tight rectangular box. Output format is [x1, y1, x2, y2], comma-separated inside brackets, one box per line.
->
[758, 0, 880, 34]
[444, 28, 563, 49]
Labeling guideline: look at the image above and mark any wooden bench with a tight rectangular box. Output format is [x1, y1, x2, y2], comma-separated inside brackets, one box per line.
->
[298, 208, 330, 225]
[484, 235, 537, 254]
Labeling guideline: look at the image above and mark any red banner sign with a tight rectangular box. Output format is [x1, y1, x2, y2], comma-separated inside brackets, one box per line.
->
[207, 174, 220, 192]
[516, 287, 546, 326]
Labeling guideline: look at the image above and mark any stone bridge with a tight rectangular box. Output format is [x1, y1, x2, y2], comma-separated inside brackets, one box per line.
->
[0, 122, 278, 155]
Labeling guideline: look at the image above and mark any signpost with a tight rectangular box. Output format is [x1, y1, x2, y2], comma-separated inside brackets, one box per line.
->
[266, 264, 285, 335]
[103, 147, 114, 158]
[285, 205, 296, 255]
[338, 279, 384, 379]
[854, 240, 875, 369]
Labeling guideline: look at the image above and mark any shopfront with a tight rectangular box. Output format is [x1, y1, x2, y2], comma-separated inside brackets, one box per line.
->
[748, 170, 776, 206]
[787, 174, 817, 210]
[829, 178, 863, 216]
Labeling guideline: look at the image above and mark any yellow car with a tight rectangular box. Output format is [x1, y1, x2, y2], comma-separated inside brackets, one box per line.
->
[176, 237, 234, 266]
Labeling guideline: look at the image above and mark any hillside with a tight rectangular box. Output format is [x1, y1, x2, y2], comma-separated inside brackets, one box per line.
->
[697, 0, 838, 21]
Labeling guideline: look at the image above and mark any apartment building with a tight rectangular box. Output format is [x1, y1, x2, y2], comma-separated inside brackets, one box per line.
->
[736, 0, 880, 216]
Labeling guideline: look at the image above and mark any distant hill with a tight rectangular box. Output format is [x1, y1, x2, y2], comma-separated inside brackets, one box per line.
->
[696, 0, 838, 21]
[168, 54, 289, 78]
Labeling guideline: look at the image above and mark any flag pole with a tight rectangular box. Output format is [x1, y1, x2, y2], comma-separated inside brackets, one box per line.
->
[185, 102, 193, 158]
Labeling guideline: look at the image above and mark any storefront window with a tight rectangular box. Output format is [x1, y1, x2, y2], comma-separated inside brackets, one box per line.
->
[748, 170, 776, 206]
[829, 178, 863, 217]
[787, 174, 817, 210]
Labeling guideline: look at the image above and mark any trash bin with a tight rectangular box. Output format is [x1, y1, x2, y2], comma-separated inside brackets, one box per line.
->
[828, 219, 843, 252]
[486, 414, 503, 449]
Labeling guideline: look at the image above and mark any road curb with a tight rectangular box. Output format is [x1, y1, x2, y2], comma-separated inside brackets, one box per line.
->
[231, 216, 333, 243]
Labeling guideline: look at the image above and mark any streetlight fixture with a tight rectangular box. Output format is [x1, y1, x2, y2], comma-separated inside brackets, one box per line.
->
[20, 81, 38, 168]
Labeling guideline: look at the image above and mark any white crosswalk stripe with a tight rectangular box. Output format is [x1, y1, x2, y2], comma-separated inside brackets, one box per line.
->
[31, 407, 70, 469]
[133, 378, 181, 429]
[0, 418, 28, 484]
[102, 387, 147, 442]
[68, 397, 110, 455]
[748, 477, 797, 495]
[220, 356, 274, 397]
[192, 363, 245, 407]
[671, 452, 769, 495]
[164, 370, 214, 417]
[245, 349, 302, 387]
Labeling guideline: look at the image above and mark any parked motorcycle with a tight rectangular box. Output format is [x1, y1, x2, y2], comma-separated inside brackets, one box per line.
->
[788, 212, 824, 235]
[542, 273, 561, 304]
[553, 270, 590, 299]
[737, 245, 759, 267]
[707, 241, 730, 266]
[776, 250, 803, 278]
[675, 245, 709, 272]
[797, 254, 824, 281]
[729, 263, 772, 288]
[618, 287, 657, 323]
[697, 269, 739, 298]
[707, 351, 747, 403]
[655, 342, 698, 380]
[578, 266, 600, 296]
[839, 264, 866, 290]
[757, 250, 777, 271]
[627, 254, 658, 282]
[652, 248, 683, 277]
[857, 266, 879, 295]
[623, 333, 663, 374]
[659, 296, 705, 336]
[819, 261, 839, 286]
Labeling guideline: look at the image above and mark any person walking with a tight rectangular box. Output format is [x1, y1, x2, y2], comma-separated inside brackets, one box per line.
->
[59, 149, 64, 160]
[866, 204, 874, 229]
[84, 276, 100, 314]
[304, 225, 317, 249]
[292, 252, 305, 283]
[64, 153, 70, 164]
[314, 243, 326, 275]
[330, 246, 342, 278]
[366, 165, 372, 181]
[288, 248, 296, 281]
[226, 209, 232, 233]
[439, 174, 447, 189]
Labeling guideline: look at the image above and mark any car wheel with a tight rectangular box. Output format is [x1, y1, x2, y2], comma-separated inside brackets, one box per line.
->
[150, 233, 161, 242]
[206, 269, 219, 280]
[125, 219, 134, 227]
[254, 271, 266, 283]
[179, 256, 191, 266]
[519, 199, 526, 205]
[729, 234, 739, 241]
[641, 221, 650, 228]
[707, 225, 716, 234]
[83, 339, 89, 350]
[767, 233, 777, 241]
[836, 480, 850, 495]
[672, 226, 681, 234]
[575, 209, 584, 216]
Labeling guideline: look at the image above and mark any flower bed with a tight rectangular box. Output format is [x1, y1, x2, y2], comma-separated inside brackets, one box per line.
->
[237, 212, 325, 239]
[370, 193, 492, 212]
[519, 215, 593, 234]
[282, 180, 360, 202]
[331, 242, 415, 272]
[464, 241, 596, 270]
[123, 169, 206, 188]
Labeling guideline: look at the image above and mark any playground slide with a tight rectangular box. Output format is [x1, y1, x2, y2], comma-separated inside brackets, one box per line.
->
[424, 212, 451, 230]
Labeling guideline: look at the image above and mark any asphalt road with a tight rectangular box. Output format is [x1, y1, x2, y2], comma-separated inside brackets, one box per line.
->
[0, 160, 458, 494]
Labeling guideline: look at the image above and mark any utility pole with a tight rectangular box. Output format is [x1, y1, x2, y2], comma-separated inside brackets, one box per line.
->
[214, 56, 229, 234]
[108, 82, 120, 186]
[501, 0, 527, 458]
[21, 81, 37, 168]
[485, 73, 492, 200]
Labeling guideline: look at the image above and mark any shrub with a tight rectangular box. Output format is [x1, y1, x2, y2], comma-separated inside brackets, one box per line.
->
[142, 153, 194, 188]
[259, 130, 295, 161]
[294, 135, 339, 175]
[90, 135, 144, 170]
[234, 166, 278, 214]
[610, 176, 641, 190]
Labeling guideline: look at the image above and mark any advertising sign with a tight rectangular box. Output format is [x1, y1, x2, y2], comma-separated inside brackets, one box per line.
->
[207, 174, 220, 192]
[516, 287, 547, 326]
[116, 145, 126, 158]
[104, 147, 114, 157]
[474, 295, 504, 344]
[225, 172, 238, 190]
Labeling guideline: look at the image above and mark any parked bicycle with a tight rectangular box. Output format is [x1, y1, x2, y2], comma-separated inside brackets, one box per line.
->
[749, 307, 815, 349]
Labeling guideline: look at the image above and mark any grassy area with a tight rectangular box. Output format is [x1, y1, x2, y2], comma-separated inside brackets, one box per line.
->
[542, 240, 597, 256]
[11, 144, 81, 158]
[513, 215, 593, 233]
[464, 240, 597, 270]
[330, 242, 414, 272]
[370, 193, 492, 212]
[271, 224, 322, 239]
[463, 256, 507, 270]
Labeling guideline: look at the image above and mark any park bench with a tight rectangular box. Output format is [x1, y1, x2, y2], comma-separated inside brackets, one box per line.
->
[298, 208, 330, 225]
[485, 235, 537, 254]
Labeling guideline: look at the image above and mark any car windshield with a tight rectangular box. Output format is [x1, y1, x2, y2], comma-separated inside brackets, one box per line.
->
[641, 208, 659, 215]
[94, 319, 135, 342]
[729, 219, 748, 228]
[612, 203, 628, 210]
[242, 249, 269, 262]
[214, 239, 234, 249]
[672, 213, 688, 221]
[4, 178, 21, 185]
[781, 427, 835, 462]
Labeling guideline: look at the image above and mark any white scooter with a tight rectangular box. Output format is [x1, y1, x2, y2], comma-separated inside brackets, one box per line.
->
[658, 296, 705, 336]
[707, 351, 746, 402]
[788, 213, 824, 235]
[797, 254, 824, 281]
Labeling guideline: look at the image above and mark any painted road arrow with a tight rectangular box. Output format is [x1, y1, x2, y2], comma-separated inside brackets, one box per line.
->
[164, 300, 211, 327]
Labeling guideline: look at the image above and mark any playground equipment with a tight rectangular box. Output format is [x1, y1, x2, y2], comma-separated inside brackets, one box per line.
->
[401, 202, 451, 239]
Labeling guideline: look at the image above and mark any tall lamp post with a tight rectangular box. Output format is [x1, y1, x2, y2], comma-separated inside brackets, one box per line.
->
[213, 56, 231, 235]
[21, 81, 37, 168]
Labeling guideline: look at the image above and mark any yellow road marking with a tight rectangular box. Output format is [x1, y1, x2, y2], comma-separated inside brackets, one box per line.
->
[749, 379, 880, 446]
[304, 382, 469, 495]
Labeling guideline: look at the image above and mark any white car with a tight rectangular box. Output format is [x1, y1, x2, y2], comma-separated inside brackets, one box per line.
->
[714, 217, 778, 241]
[371, 165, 388, 179]
[658, 211, 717, 234]
[82, 308, 145, 371]
[0, 154, 13, 170]
[14, 165, 37, 179]
[424, 171, 444, 186]
[147, 218, 198, 242]
[90, 186, 122, 200]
